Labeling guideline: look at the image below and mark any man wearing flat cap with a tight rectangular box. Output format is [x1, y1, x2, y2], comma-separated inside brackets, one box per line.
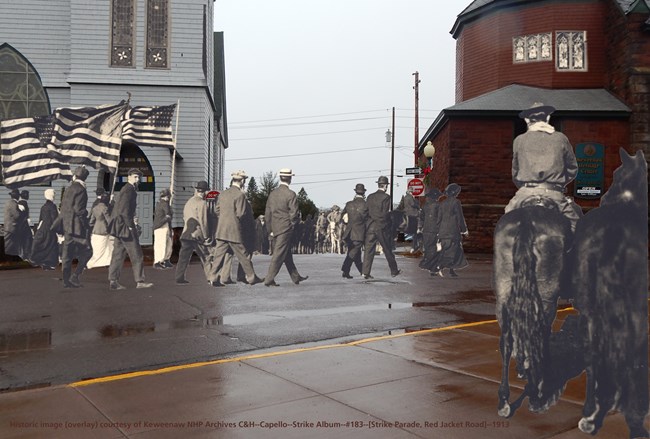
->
[108, 168, 153, 290]
[263, 168, 308, 286]
[175, 180, 214, 285]
[506, 102, 582, 230]
[153, 188, 173, 269]
[362, 176, 401, 279]
[340, 183, 368, 279]
[207, 170, 264, 286]
[60, 166, 93, 288]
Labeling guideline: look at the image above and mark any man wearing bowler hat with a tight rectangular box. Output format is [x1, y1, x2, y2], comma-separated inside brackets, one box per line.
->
[505, 102, 582, 230]
[175, 180, 214, 285]
[263, 168, 308, 286]
[362, 176, 401, 279]
[340, 183, 368, 279]
[108, 168, 153, 290]
[207, 170, 264, 286]
[61, 166, 93, 288]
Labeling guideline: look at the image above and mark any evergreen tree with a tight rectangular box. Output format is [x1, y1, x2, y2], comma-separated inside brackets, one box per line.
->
[255, 171, 279, 218]
[297, 187, 318, 220]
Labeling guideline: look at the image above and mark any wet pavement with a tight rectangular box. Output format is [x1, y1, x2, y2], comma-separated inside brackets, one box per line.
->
[0, 251, 647, 438]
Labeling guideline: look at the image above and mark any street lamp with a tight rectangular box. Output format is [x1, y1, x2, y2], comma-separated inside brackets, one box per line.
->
[423, 141, 435, 168]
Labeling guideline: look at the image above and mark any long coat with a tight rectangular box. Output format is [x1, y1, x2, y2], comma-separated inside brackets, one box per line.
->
[3, 199, 22, 255]
[61, 181, 90, 240]
[366, 190, 392, 232]
[30, 200, 59, 268]
[437, 196, 468, 270]
[215, 186, 249, 244]
[110, 183, 137, 240]
[342, 196, 368, 242]
[265, 184, 300, 237]
[180, 195, 210, 242]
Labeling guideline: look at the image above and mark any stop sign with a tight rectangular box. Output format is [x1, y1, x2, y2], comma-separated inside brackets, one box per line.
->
[407, 178, 425, 196]
[205, 190, 220, 200]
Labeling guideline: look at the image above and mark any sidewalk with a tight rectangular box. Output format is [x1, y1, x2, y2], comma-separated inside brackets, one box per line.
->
[0, 308, 639, 439]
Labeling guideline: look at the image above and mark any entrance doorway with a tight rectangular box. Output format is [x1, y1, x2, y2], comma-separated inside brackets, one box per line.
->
[98, 143, 155, 245]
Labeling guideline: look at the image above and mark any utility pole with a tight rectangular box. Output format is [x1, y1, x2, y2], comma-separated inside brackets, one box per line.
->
[389, 106, 395, 210]
[413, 71, 420, 166]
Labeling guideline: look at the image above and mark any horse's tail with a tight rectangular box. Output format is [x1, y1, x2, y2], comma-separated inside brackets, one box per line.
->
[510, 215, 548, 400]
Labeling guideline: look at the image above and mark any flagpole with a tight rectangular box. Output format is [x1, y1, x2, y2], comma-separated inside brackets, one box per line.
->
[110, 95, 131, 199]
[169, 99, 180, 205]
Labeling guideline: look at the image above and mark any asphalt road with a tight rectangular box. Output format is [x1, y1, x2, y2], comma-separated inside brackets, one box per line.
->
[0, 249, 496, 392]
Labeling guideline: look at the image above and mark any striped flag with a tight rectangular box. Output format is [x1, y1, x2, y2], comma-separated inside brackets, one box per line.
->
[47, 101, 128, 172]
[0, 115, 72, 189]
[122, 104, 176, 149]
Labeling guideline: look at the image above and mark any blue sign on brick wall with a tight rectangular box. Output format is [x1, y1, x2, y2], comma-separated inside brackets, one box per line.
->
[574, 142, 605, 199]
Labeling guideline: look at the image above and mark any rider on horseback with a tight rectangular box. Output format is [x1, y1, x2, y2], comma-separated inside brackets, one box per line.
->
[505, 102, 583, 231]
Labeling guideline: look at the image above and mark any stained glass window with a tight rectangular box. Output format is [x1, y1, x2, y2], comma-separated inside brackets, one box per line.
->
[513, 33, 552, 64]
[556, 31, 587, 71]
[146, 0, 170, 69]
[111, 0, 135, 67]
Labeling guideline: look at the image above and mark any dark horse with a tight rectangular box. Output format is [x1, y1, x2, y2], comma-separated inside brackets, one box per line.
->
[493, 195, 572, 417]
[570, 149, 648, 439]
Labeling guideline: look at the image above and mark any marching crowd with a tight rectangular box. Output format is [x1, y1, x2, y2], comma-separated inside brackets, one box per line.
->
[3, 165, 471, 289]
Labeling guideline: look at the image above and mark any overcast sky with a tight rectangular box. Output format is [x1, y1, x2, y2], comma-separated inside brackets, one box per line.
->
[214, 1, 464, 209]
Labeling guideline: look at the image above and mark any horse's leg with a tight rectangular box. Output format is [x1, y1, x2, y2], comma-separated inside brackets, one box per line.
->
[497, 310, 513, 417]
[578, 364, 600, 434]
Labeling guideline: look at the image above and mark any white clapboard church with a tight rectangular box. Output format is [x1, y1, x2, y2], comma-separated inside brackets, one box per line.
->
[0, 0, 227, 244]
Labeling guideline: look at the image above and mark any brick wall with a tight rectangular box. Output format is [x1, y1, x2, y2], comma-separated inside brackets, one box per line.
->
[456, 0, 608, 102]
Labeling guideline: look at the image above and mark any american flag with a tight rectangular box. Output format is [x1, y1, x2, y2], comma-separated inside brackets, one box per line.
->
[47, 101, 128, 172]
[0, 115, 72, 189]
[122, 104, 176, 149]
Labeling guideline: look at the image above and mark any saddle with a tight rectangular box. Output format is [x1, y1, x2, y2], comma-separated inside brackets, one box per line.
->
[520, 195, 560, 212]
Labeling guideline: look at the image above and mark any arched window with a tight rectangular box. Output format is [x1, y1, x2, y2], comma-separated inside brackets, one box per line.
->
[146, 0, 170, 68]
[0, 43, 51, 120]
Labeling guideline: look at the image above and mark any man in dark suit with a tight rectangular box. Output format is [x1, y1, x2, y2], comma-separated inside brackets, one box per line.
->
[341, 183, 368, 279]
[175, 180, 214, 285]
[108, 168, 152, 290]
[60, 166, 93, 288]
[263, 168, 308, 287]
[361, 176, 401, 279]
[208, 170, 263, 286]
[3, 189, 22, 257]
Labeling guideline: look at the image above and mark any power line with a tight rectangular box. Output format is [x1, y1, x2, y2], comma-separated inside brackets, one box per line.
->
[229, 109, 388, 124]
[226, 145, 387, 161]
[229, 127, 387, 141]
[229, 116, 387, 129]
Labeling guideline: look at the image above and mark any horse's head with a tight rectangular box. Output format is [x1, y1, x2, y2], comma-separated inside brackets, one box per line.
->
[600, 149, 647, 208]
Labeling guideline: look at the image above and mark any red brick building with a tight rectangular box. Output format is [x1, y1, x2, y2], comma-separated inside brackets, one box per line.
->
[419, 0, 650, 253]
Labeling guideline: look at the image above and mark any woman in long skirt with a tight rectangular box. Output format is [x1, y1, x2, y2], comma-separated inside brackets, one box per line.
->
[436, 183, 469, 277]
[30, 189, 60, 270]
[86, 192, 114, 269]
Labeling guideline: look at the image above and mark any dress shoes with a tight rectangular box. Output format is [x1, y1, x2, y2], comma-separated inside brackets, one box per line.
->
[342, 273, 353, 279]
[449, 269, 458, 278]
[293, 275, 309, 285]
[391, 269, 402, 278]
[222, 279, 236, 285]
[136, 282, 154, 289]
[109, 282, 126, 290]
[63, 281, 80, 289]
[264, 280, 280, 287]
[362, 274, 374, 280]
[163, 260, 174, 268]
[69, 273, 81, 287]
[153, 262, 165, 270]
[176, 279, 190, 285]
[248, 276, 264, 286]
[211, 280, 225, 287]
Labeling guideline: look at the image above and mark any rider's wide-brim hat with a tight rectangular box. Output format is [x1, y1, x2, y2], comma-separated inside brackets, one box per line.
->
[519, 102, 556, 119]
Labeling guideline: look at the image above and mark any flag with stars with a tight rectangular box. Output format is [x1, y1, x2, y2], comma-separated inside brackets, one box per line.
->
[47, 101, 128, 172]
[0, 115, 72, 189]
[122, 104, 176, 149]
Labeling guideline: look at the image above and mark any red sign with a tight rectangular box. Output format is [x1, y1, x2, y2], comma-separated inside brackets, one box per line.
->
[205, 190, 220, 200]
[407, 178, 425, 196]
